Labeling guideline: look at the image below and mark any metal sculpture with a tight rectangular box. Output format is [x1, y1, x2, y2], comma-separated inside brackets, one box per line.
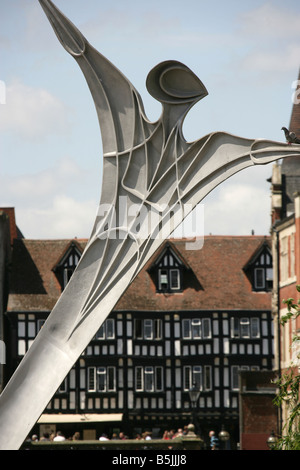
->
[0, 0, 299, 449]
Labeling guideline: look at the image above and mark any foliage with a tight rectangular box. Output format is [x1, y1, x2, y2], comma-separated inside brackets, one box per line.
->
[273, 285, 300, 450]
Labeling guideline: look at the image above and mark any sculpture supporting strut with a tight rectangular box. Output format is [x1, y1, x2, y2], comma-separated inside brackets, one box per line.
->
[0, 0, 299, 450]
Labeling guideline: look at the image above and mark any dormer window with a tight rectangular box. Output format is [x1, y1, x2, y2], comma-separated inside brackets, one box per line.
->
[148, 242, 202, 294]
[158, 267, 180, 291]
[244, 242, 273, 292]
[63, 267, 74, 289]
[155, 247, 183, 293]
[253, 250, 273, 291]
[53, 241, 82, 291]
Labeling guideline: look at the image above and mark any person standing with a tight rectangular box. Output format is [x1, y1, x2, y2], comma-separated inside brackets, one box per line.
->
[209, 431, 219, 450]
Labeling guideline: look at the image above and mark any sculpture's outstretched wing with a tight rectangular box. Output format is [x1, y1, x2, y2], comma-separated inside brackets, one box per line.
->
[39, 0, 152, 157]
[0, 0, 300, 451]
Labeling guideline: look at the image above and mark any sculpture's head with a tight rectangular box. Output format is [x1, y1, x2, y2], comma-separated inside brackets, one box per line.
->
[146, 61, 208, 105]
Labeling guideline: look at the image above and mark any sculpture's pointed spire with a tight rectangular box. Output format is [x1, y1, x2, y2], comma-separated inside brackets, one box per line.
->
[39, 0, 146, 156]
[38, 0, 86, 56]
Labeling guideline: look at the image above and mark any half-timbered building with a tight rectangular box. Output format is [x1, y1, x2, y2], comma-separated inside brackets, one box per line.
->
[4, 225, 274, 447]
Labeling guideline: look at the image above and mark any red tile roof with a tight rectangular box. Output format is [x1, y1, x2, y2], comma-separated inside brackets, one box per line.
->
[7, 235, 271, 313]
[116, 236, 271, 311]
[7, 239, 87, 312]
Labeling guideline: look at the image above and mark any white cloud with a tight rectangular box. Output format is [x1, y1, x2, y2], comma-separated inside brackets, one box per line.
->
[18, 195, 96, 239]
[241, 44, 300, 74]
[237, 3, 300, 75]
[1, 156, 85, 201]
[239, 3, 300, 39]
[202, 182, 271, 236]
[0, 80, 70, 140]
[0, 156, 99, 239]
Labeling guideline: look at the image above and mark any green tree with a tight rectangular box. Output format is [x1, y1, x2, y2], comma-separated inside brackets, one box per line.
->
[273, 285, 300, 450]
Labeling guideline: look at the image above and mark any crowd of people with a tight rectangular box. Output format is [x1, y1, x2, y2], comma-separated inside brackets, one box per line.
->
[28, 427, 188, 443]
[28, 430, 80, 442]
[28, 427, 220, 448]
[100, 426, 191, 441]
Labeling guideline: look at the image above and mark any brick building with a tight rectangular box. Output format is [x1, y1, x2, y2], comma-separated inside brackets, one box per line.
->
[269, 87, 300, 436]
[238, 69, 300, 450]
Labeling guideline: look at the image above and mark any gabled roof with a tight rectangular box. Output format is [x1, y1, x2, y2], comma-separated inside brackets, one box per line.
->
[7, 235, 272, 313]
[51, 239, 84, 272]
[7, 238, 87, 312]
[243, 239, 271, 272]
[148, 242, 190, 270]
[116, 236, 272, 312]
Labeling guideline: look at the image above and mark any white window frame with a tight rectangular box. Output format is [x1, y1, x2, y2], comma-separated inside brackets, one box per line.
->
[88, 366, 116, 392]
[170, 269, 180, 290]
[158, 267, 181, 292]
[254, 267, 265, 289]
[135, 366, 163, 392]
[106, 319, 115, 339]
[88, 367, 96, 392]
[144, 320, 153, 340]
[97, 367, 106, 391]
[135, 366, 143, 391]
[250, 318, 260, 338]
[231, 317, 261, 339]
[134, 319, 162, 340]
[96, 319, 115, 340]
[158, 269, 168, 290]
[182, 318, 211, 339]
[191, 319, 201, 339]
[97, 366, 116, 392]
[144, 366, 154, 392]
[240, 318, 250, 338]
[183, 365, 202, 391]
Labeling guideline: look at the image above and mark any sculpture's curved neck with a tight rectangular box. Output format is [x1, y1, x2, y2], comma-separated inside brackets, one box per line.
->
[161, 102, 193, 141]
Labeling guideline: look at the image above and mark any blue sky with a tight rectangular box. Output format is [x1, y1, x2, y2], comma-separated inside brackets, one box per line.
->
[1, 0, 300, 239]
